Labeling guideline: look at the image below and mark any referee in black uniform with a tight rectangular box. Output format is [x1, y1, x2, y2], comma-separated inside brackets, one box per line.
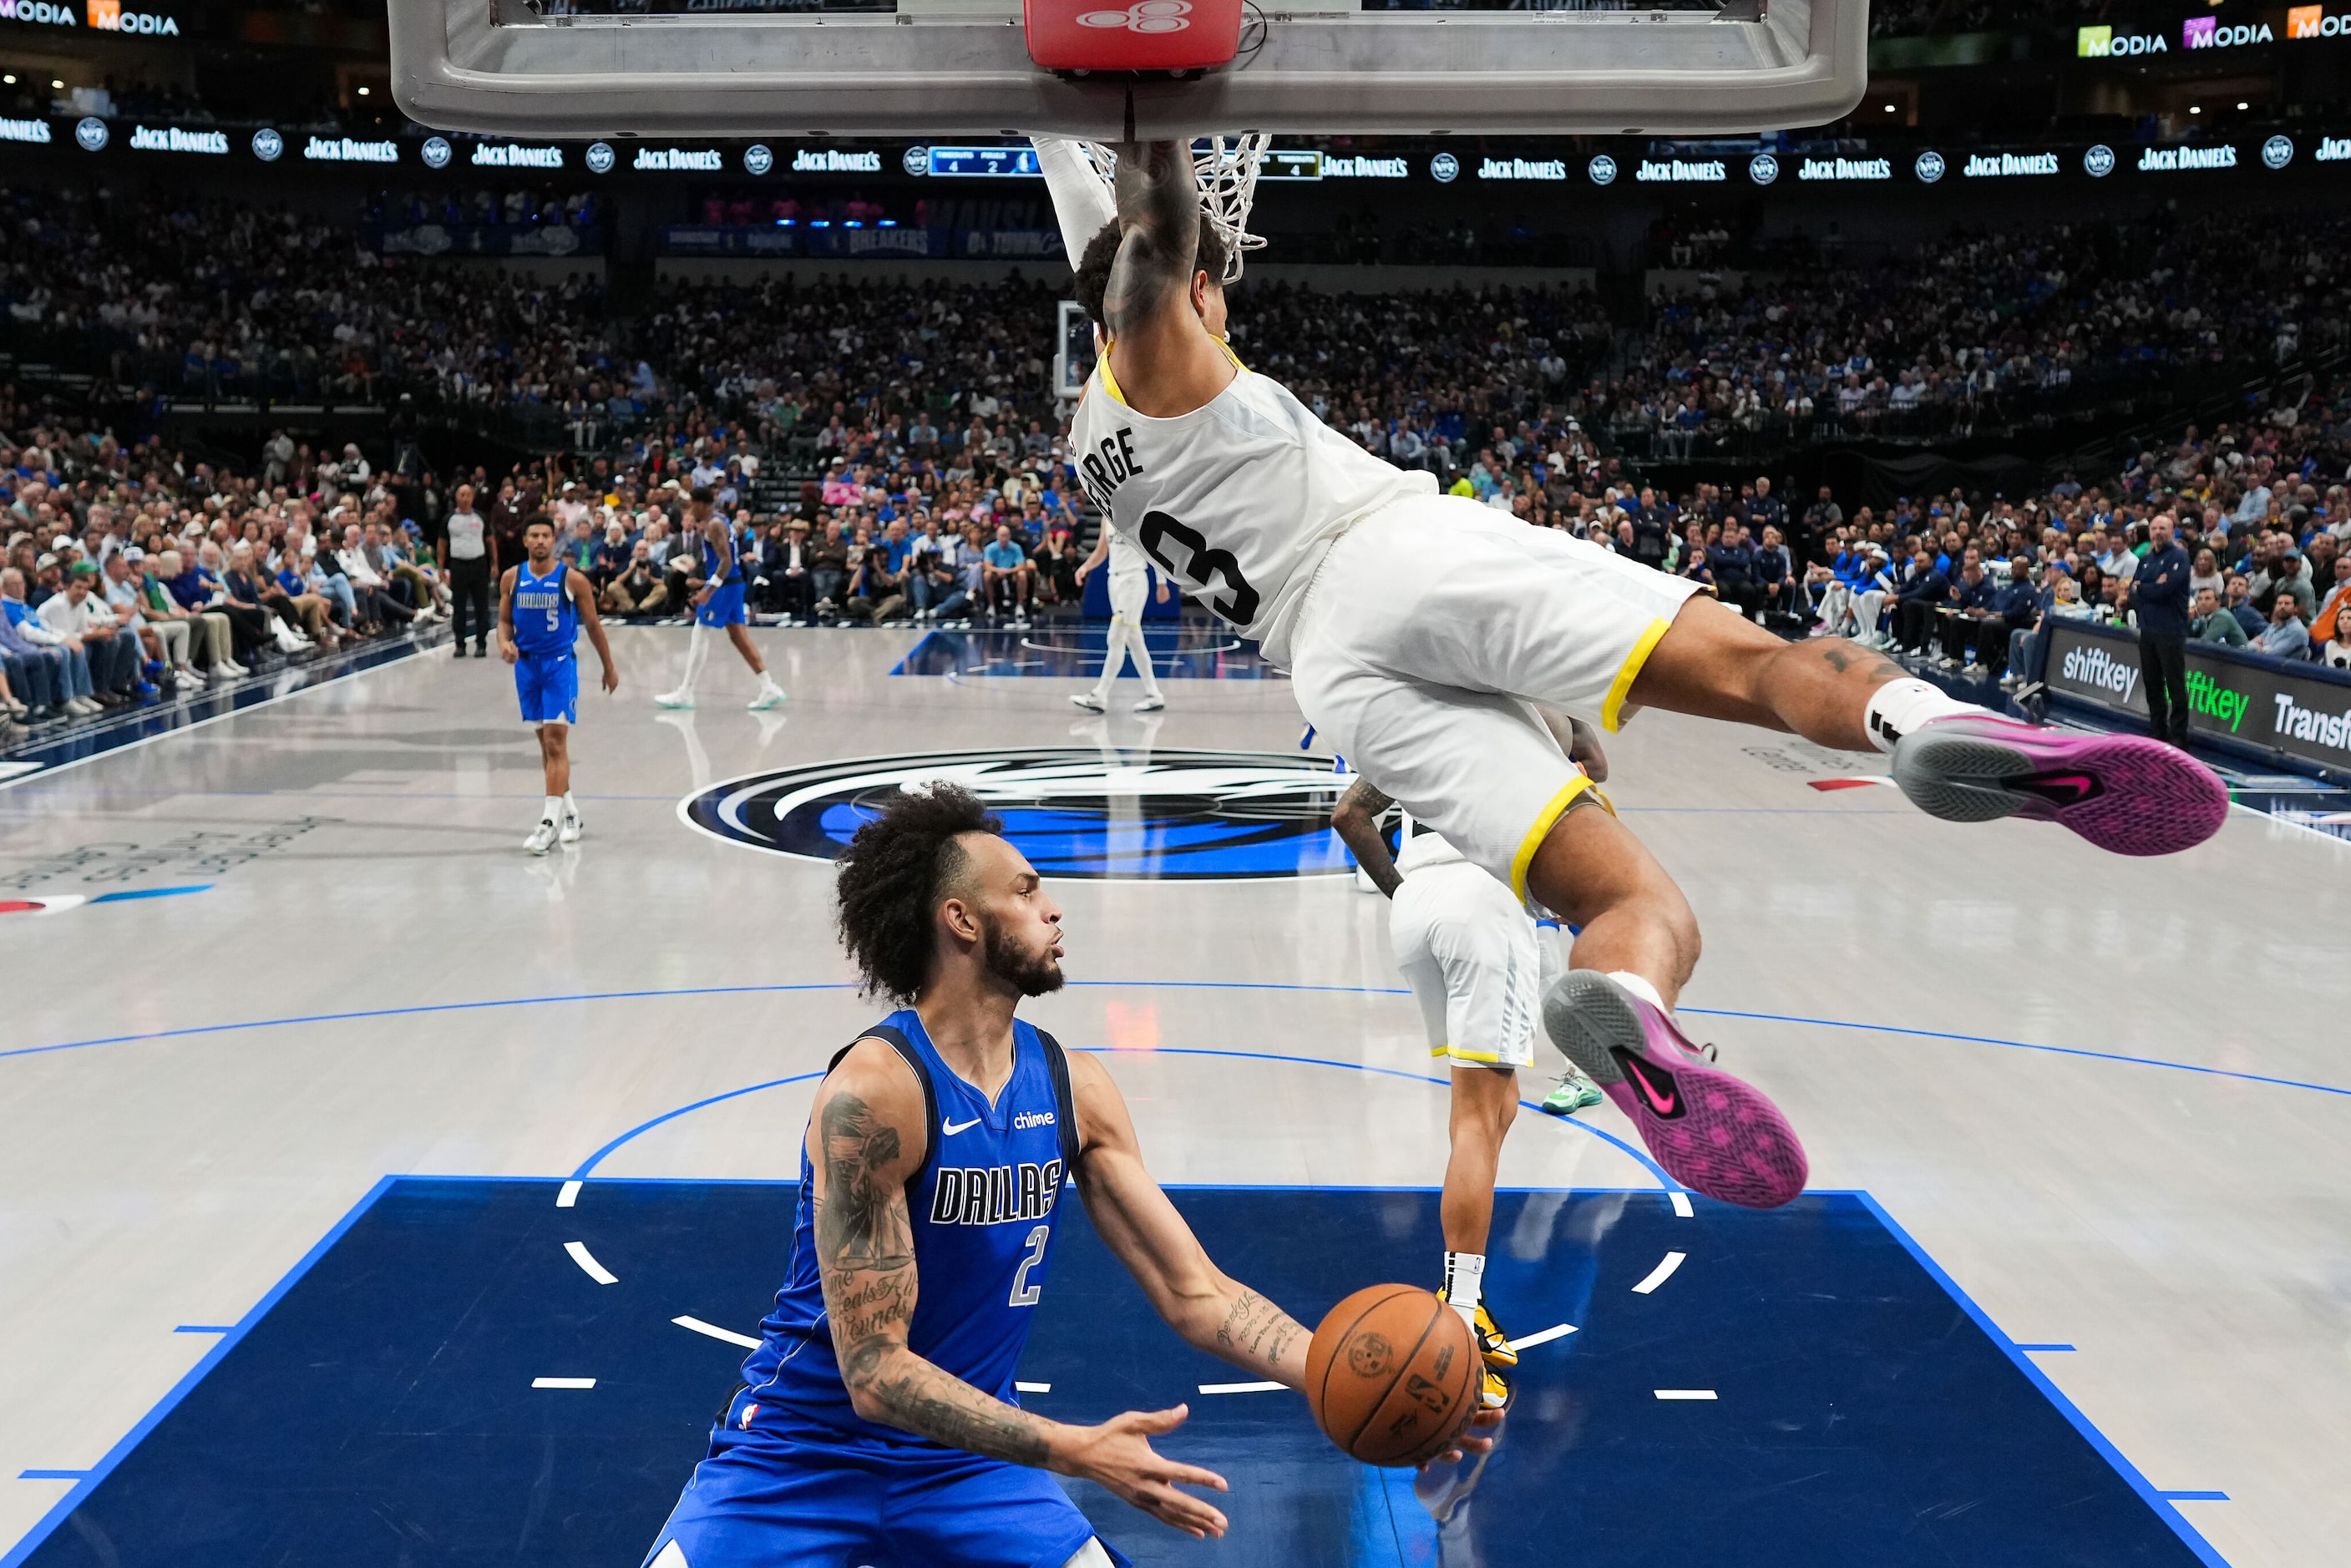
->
[440, 482, 494, 656]
[2132, 513, 2193, 746]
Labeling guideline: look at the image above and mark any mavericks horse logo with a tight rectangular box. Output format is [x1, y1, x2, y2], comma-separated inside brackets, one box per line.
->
[679, 748, 1355, 880]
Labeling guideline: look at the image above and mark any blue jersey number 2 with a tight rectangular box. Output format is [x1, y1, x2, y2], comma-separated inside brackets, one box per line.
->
[1008, 1224, 1049, 1308]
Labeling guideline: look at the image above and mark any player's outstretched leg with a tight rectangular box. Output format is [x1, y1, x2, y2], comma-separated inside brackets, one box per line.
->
[1438, 1064, 1520, 1411]
[1628, 597, 2229, 857]
[656, 625, 707, 709]
[727, 623, 787, 710]
[1129, 620, 1167, 714]
[1527, 802, 1807, 1209]
[526, 721, 568, 855]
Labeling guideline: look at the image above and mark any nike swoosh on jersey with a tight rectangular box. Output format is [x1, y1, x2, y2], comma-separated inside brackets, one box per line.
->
[941, 1116, 983, 1136]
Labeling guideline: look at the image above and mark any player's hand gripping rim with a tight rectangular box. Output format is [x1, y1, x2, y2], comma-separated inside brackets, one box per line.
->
[1051, 1403, 1231, 1538]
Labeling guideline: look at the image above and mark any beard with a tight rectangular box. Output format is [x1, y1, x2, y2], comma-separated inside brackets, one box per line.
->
[980, 913, 1065, 999]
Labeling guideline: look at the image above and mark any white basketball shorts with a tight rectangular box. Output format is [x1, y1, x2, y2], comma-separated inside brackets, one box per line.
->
[1107, 567, 1149, 620]
[1291, 494, 1701, 899]
[1391, 857, 1558, 1069]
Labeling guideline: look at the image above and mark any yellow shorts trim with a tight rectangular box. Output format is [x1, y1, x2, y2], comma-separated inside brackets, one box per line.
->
[1508, 772, 1597, 904]
[1431, 1044, 1505, 1065]
[1600, 615, 1674, 734]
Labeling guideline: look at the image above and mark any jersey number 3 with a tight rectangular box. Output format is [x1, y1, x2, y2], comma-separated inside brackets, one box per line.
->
[1008, 1223, 1050, 1308]
[1139, 512, 1259, 625]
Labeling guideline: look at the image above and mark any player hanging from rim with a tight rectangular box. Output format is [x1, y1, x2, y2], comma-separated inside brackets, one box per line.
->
[656, 487, 787, 711]
[499, 513, 618, 854]
[1039, 137, 2229, 1211]
[640, 784, 1493, 1567]
[1328, 718, 1609, 1415]
[1070, 524, 1171, 714]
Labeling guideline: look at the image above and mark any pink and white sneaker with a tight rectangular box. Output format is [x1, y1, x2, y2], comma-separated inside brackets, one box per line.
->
[1887, 714, 2229, 857]
[1542, 971, 1807, 1210]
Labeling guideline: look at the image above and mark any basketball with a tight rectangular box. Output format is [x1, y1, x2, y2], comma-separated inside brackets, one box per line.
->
[1305, 1284, 1479, 1467]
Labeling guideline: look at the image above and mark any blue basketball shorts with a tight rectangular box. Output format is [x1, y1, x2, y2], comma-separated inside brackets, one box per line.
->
[642, 1423, 1129, 1568]
[514, 652, 578, 726]
[697, 581, 747, 628]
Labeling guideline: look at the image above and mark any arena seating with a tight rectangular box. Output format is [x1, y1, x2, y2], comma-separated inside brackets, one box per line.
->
[7, 184, 2351, 747]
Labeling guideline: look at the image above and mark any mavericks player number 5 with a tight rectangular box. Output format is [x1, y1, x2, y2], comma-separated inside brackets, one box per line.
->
[499, 513, 617, 856]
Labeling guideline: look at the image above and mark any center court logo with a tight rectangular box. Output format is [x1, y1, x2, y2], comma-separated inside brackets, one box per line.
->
[680, 748, 1357, 880]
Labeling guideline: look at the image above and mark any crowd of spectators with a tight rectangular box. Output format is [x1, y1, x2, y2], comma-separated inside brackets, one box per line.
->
[1867, 0, 2114, 38]
[10, 180, 2351, 754]
[367, 189, 605, 234]
[1, 413, 456, 743]
[1608, 210, 2351, 459]
[3, 186, 616, 408]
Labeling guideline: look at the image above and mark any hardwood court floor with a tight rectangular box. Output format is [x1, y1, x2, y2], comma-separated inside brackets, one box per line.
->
[2, 625, 2343, 1567]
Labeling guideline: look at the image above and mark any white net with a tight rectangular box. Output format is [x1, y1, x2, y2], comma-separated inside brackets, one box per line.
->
[1079, 136, 1270, 286]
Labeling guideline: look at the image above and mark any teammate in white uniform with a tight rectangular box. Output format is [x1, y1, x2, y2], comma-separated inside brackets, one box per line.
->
[1041, 139, 2228, 1211]
[1331, 732, 1604, 1414]
[1071, 526, 1169, 713]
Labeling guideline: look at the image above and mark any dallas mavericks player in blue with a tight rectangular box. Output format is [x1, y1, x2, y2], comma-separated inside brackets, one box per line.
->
[498, 515, 617, 854]
[643, 785, 1494, 1566]
[656, 488, 786, 711]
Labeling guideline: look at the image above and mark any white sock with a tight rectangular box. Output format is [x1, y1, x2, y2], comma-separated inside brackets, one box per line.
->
[541, 795, 561, 822]
[1862, 676, 1980, 753]
[561, 792, 578, 818]
[1608, 969, 1667, 1013]
[677, 628, 709, 693]
[1442, 1252, 1486, 1326]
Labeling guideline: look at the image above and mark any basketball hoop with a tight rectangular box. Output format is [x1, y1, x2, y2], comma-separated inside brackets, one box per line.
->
[1078, 136, 1268, 286]
[390, 1, 1867, 141]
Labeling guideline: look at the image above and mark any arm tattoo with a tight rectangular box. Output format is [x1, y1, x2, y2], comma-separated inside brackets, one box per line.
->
[868, 1368, 1053, 1467]
[1330, 777, 1403, 898]
[1215, 1287, 1306, 1372]
[1103, 140, 1201, 341]
[815, 1091, 912, 1272]
[815, 1090, 1051, 1467]
[1339, 777, 1394, 817]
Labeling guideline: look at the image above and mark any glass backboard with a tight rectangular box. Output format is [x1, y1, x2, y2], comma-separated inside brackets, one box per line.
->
[391, 0, 1866, 141]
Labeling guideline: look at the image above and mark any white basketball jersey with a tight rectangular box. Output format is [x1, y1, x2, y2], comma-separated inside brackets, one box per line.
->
[1107, 528, 1150, 584]
[1068, 353, 1433, 665]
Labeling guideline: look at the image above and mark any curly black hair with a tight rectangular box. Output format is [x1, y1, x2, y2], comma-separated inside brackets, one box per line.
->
[833, 783, 1003, 1003]
[1072, 215, 1230, 329]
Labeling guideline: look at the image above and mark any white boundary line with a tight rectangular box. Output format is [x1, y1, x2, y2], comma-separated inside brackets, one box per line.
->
[564, 1242, 619, 1285]
[1632, 1252, 1687, 1294]
[532, 1377, 596, 1389]
[1198, 1381, 1284, 1394]
[1670, 1191, 1694, 1218]
[0, 641, 431, 793]
[1015, 1381, 1051, 1393]
[673, 1316, 763, 1349]
[1653, 1388, 1715, 1400]
[1506, 1323, 1578, 1352]
[555, 1180, 583, 1208]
